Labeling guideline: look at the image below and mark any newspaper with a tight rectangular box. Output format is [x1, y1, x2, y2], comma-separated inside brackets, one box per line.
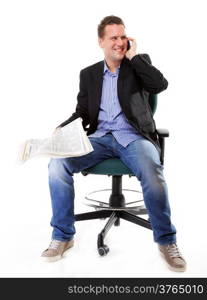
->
[19, 118, 94, 162]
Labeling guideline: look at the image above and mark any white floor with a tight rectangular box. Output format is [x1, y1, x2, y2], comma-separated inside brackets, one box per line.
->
[1, 154, 206, 278]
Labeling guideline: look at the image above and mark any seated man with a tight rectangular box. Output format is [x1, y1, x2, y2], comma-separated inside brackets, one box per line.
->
[41, 15, 186, 272]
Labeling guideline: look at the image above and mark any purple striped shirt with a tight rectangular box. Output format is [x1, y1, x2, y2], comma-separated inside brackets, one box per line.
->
[89, 61, 141, 147]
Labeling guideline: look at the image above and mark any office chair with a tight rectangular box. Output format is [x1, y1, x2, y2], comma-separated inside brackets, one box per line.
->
[75, 94, 169, 256]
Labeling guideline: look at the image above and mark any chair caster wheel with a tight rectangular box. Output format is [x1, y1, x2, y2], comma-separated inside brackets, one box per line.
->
[98, 245, 109, 256]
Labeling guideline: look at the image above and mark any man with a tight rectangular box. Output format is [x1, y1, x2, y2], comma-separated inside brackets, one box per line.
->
[41, 16, 186, 272]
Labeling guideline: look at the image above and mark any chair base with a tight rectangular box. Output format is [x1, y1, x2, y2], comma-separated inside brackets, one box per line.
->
[75, 175, 152, 256]
[75, 207, 152, 256]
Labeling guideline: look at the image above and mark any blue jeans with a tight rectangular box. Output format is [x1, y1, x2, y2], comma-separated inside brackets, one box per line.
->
[48, 133, 176, 245]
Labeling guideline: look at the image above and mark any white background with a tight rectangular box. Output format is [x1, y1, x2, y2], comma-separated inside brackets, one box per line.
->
[0, 0, 207, 277]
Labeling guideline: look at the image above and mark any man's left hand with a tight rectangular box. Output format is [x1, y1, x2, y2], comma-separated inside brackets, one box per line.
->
[125, 37, 137, 60]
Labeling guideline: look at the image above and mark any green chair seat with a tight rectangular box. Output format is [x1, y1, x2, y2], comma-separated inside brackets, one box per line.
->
[82, 158, 134, 176]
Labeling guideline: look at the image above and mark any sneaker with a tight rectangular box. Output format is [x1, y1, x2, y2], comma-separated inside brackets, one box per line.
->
[41, 239, 74, 262]
[158, 243, 186, 272]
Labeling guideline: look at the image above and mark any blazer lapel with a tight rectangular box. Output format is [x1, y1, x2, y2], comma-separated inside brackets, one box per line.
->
[117, 58, 130, 110]
[92, 61, 104, 118]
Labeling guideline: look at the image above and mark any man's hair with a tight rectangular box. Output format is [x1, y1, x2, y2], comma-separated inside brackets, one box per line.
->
[98, 15, 125, 38]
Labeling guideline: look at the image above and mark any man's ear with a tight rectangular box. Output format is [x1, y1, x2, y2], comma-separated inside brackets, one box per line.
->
[98, 38, 103, 48]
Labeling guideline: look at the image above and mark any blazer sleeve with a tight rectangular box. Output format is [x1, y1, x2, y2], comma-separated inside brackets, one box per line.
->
[129, 54, 168, 94]
[58, 69, 90, 129]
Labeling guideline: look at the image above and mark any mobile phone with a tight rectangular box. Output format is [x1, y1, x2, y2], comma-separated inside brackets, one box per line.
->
[127, 40, 131, 50]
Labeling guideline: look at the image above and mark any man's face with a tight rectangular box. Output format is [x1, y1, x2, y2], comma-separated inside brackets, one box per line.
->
[98, 24, 128, 63]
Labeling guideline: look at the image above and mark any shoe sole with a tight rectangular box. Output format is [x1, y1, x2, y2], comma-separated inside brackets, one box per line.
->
[159, 251, 186, 272]
[41, 242, 74, 263]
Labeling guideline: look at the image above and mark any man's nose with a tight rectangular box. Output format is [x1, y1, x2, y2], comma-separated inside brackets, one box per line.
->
[116, 37, 124, 46]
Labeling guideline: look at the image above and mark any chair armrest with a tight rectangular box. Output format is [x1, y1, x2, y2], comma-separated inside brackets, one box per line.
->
[156, 128, 169, 137]
[156, 128, 169, 165]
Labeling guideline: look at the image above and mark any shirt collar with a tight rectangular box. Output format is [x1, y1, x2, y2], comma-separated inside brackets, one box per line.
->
[103, 60, 120, 75]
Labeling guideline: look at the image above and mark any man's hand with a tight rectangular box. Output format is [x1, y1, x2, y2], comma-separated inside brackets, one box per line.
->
[125, 37, 137, 60]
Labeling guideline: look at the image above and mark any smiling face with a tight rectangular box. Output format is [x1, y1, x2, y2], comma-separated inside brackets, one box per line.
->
[98, 24, 128, 65]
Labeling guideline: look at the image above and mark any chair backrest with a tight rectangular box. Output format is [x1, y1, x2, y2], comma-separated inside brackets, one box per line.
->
[148, 94, 157, 116]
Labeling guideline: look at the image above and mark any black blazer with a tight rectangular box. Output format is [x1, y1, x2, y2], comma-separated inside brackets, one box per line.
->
[59, 54, 168, 150]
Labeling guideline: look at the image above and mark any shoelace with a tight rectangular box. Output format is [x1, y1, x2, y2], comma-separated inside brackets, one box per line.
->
[167, 244, 182, 258]
[48, 240, 61, 250]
